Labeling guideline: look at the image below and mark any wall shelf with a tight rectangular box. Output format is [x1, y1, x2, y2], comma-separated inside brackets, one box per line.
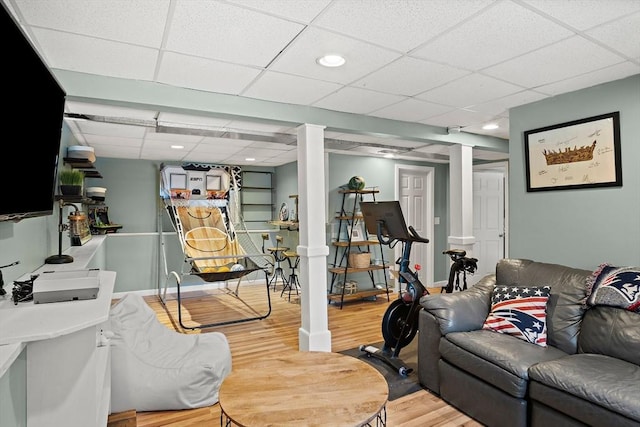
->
[63, 158, 102, 178]
[240, 171, 274, 226]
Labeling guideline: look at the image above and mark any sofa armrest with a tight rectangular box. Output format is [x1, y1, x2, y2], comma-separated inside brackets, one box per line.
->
[418, 309, 444, 393]
[417, 275, 495, 394]
[420, 275, 495, 334]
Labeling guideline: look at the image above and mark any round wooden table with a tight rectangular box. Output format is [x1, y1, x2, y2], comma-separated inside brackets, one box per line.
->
[219, 351, 388, 427]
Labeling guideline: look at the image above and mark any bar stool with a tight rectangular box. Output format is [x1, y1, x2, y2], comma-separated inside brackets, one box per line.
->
[267, 235, 289, 290]
[281, 251, 300, 301]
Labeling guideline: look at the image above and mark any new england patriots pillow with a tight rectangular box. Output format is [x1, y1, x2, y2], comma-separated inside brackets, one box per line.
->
[483, 285, 551, 347]
[586, 264, 640, 313]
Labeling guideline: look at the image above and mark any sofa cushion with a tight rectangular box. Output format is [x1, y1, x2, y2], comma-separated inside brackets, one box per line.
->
[441, 330, 567, 398]
[529, 353, 640, 423]
[579, 305, 640, 366]
[483, 285, 550, 346]
[586, 264, 640, 312]
[495, 259, 590, 354]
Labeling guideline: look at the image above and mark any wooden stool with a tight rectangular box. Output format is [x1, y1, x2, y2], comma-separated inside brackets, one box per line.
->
[281, 251, 300, 301]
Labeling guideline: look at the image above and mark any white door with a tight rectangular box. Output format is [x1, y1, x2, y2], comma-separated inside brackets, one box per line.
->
[471, 170, 506, 286]
[395, 165, 434, 287]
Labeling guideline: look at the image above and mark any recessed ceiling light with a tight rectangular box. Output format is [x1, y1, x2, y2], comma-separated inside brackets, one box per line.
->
[245, 157, 256, 162]
[170, 145, 184, 149]
[317, 54, 346, 68]
[482, 123, 499, 130]
[383, 153, 395, 159]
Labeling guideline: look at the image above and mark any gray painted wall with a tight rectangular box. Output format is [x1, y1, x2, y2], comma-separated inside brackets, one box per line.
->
[509, 74, 640, 268]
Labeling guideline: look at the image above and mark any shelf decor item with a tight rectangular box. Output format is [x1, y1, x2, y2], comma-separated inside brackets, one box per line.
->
[59, 168, 85, 196]
[348, 252, 371, 269]
[348, 176, 366, 190]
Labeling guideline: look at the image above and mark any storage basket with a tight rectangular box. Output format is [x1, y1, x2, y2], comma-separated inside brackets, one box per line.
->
[348, 252, 370, 268]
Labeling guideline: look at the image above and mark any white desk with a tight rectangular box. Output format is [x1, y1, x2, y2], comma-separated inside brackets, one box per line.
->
[0, 236, 114, 427]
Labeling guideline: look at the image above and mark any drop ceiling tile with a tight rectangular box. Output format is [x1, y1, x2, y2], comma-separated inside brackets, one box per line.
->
[234, 148, 291, 158]
[187, 144, 246, 156]
[586, 12, 640, 59]
[314, 0, 494, 53]
[225, 0, 332, 23]
[158, 52, 262, 95]
[483, 36, 627, 88]
[182, 152, 235, 164]
[521, 0, 640, 31]
[139, 148, 188, 161]
[313, 87, 405, 115]
[370, 98, 453, 122]
[166, 1, 304, 67]
[269, 27, 401, 84]
[462, 116, 510, 140]
[536, 62, 640, 95]
[145, 131, 204, 143]
[83, 134, 143, 148]
[422, 108, 496, 129]
[141, 139, 199, 152]
[243, 71, 342, 105]
[14, 0, 170, 47]
[417, 73, 523, 108]
[90, 144, 141, 159]
[198, 137, 254, 149]
[469, 90, 549, 116]
[412, 1, 573, 71]
[32, 28, 158, 81]
[354, 56, 470, 96]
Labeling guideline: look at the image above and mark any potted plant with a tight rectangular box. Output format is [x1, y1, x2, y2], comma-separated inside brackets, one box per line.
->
[59, 168, 85, 196]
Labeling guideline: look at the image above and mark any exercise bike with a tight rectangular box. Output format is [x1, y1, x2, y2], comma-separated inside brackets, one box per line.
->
[357, 201, 479, 376]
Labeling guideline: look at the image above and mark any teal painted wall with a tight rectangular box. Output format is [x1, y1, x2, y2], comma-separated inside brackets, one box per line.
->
[509, 74, 640, 268]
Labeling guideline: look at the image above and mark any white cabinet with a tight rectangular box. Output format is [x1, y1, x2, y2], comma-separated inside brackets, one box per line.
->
[0, 267, 115, 427]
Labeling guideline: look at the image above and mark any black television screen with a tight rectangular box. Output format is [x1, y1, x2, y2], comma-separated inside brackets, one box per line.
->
[0, 4, 66, 222]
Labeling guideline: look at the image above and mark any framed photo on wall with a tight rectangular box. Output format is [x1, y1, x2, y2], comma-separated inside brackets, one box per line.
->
[524, 112, 622, 192]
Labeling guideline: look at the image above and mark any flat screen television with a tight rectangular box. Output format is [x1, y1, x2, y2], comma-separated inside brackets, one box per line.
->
[0, 4, 66, 222]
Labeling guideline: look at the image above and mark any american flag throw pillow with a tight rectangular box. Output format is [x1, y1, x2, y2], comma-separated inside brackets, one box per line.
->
[483, 285, 551, 347]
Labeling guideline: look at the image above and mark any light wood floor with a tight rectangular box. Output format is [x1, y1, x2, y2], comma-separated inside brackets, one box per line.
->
[127, 282, 482, 427]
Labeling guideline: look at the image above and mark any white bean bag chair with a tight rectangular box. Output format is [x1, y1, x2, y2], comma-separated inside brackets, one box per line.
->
[109, 293, 232, 413]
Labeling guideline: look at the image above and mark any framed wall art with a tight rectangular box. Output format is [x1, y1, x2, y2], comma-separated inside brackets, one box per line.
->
[524, 112, 622, 192]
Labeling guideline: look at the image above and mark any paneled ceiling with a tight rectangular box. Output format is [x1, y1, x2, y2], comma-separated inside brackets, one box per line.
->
[4, 0, 640, 165]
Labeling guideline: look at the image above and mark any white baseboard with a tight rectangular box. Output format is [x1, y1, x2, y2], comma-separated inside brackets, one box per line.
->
[112, 278, 267, 299]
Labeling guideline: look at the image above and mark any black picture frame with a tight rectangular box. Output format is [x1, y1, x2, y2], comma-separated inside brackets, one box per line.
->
[524, 112, 622, 192]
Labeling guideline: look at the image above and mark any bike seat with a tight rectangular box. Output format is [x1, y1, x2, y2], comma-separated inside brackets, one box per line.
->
[444, 249, 466, 258]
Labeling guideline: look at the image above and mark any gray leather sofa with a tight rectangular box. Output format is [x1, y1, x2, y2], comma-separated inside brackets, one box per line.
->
[417, 258, 640, 427]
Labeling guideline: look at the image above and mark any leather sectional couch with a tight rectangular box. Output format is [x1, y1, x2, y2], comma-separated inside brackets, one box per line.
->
[417, 258, 640, 427]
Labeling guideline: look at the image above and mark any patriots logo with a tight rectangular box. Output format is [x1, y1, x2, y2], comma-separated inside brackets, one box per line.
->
[490, 308, 545, 344]
[601, 270, 640, 302]
[591, 266, 640, 312]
